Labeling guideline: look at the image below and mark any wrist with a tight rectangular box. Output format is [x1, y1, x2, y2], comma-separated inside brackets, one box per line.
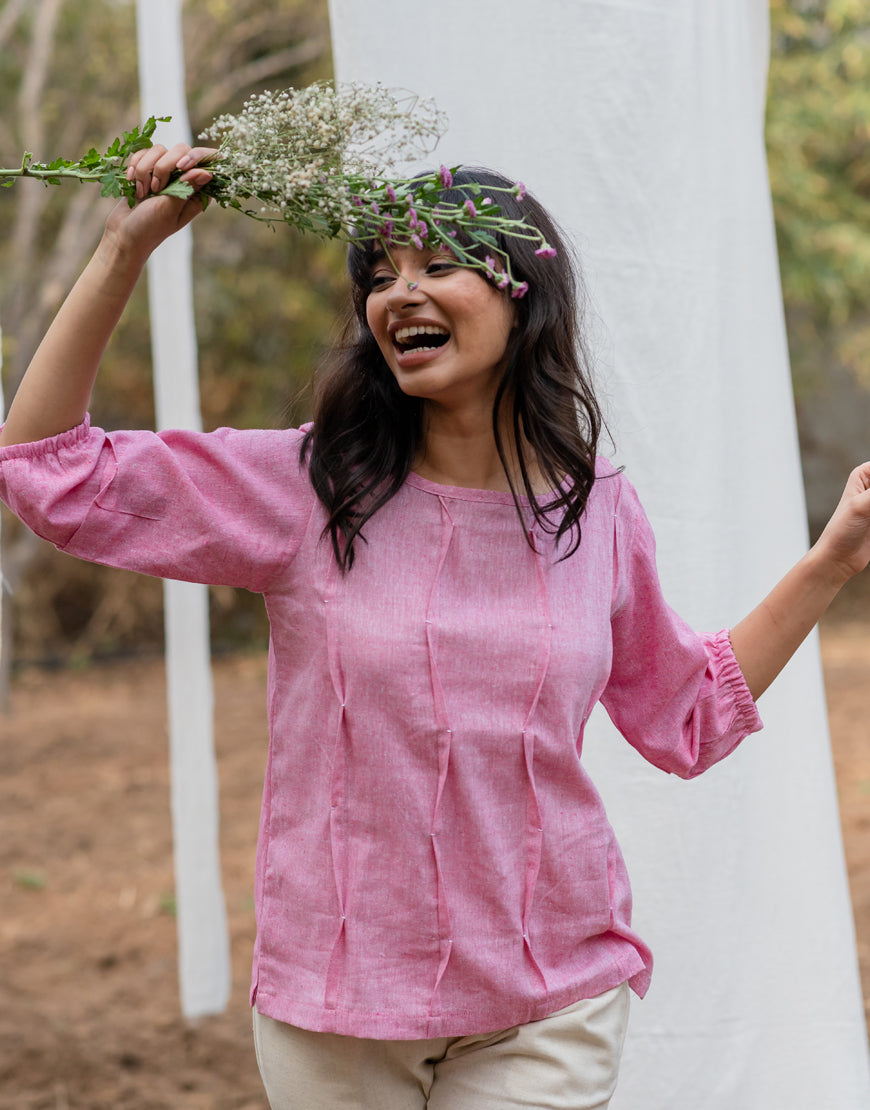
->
[803, 542, 854, 595]
[92, 226, 149, 290]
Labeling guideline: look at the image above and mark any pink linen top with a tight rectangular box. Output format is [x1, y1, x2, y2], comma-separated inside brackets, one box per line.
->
[0, 419, 762, 1038]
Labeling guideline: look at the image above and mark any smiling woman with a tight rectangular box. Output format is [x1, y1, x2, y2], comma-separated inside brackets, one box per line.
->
[0, 145, 869, 1110]
[305, 167, 604, 568]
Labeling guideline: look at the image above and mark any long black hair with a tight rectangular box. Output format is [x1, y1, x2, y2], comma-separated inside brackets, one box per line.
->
[302, 168, 603, 570]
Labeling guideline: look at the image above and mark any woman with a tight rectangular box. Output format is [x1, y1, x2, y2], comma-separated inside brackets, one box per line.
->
[1, 143, 869, 1110]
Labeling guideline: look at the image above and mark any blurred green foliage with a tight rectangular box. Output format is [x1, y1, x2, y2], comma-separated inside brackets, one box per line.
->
[767, 0, 870, 392]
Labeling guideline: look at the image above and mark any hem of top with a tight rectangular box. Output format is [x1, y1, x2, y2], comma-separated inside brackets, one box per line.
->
[250, 957, 647, 1039]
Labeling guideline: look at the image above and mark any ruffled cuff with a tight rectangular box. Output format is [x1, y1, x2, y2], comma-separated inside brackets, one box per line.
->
[0, 415, 92, 461]
[708, 627, 763, 736]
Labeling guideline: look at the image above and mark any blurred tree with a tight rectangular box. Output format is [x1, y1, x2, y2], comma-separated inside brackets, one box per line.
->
[767, 0, 870, 393]
[0, 0, 345, 680]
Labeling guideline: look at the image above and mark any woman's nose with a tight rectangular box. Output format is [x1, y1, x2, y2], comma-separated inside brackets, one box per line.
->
[385, 276, 425, 311]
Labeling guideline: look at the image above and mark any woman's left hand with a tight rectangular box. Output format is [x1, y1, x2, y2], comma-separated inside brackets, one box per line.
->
[730, 460, 870, 700]
[812, 461, 870, 587]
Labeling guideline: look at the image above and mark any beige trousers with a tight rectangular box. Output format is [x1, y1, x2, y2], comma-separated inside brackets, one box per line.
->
[252, 983, 630, 1110]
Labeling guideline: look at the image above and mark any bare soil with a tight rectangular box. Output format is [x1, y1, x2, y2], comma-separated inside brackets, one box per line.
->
[1, 622, 869, 1108]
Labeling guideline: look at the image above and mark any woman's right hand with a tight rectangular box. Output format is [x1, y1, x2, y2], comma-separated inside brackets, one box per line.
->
[102, 142, 216, 263]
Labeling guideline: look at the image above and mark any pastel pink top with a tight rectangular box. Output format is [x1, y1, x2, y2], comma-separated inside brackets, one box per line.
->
[0, 419, 762, 1038]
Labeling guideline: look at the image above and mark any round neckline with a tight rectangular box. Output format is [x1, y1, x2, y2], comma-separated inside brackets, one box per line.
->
[405, 470, 529, 503]
[403, 470, 564, 505]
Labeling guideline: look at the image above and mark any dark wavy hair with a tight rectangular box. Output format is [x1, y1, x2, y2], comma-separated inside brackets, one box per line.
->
[302, 168, 603, 570]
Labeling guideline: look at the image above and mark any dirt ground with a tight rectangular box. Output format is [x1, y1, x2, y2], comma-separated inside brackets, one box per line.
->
[1, 615, 869, 1108]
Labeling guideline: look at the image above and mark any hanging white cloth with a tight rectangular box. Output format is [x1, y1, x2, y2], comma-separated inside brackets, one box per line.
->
[135, 0, 230, 1020]
[328, 0, 870, 1104]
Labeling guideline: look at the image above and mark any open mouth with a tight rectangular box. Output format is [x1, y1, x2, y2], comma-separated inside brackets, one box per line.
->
[392, 325, 450, 353]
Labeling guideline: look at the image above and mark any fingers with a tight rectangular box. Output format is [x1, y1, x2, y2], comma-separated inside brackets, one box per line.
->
[126, 142, 215, 201]
[853, 461, 870, 491]
[839, 462, 870, 506]
[176, 146, 217, 172]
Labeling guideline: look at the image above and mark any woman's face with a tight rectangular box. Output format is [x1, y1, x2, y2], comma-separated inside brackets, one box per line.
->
[364, 246, 516, 414]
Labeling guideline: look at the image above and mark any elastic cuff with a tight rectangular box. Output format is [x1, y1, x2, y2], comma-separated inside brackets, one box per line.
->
[0, 415, 92, 461]
[714, 627, 764, 735]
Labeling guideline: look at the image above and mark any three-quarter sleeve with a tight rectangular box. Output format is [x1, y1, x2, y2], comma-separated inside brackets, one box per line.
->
[0, 418, 316, 592]
[601, 478, 762, 778]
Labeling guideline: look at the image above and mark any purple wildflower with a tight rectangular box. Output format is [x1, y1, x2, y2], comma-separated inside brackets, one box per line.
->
[535, 245, 557, 258]
[371, 200, 380, 216]
[464, 199, 477, 219]
[408, 206, 418, 229]
[513, 181, 527, 200]
[381, 219, 394, 241]
[407, 281, 419, 291]
[351, 195, 364, 208]
[385, 183, 397, 202]
[482, 197, 492, 206]
[484, 255, 497, 278]
[448, 229, 458, 238]
[511, 282, 529, 299]
[412, 234, 424, 250]
[439, 165, 453, 188]
[417, 221, 428, 239]
[496, 272, 510, 290]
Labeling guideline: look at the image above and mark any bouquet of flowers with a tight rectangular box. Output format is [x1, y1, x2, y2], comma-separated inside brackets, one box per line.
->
[0, 82, 556, 297]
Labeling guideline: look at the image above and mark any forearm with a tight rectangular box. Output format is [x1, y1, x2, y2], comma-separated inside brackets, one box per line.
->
[730, 548, 847, 700]
[729, 462, 870, 700]
[0, 234, 146, 447]
[0, 142, 214, 449]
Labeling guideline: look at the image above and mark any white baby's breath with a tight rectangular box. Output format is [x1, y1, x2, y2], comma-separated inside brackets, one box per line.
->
[199, 83, 447, 236]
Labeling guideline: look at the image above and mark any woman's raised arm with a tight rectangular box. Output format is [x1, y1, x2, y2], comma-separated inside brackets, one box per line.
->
[730, 461, 870, 699]
[0, 142, 213, 448]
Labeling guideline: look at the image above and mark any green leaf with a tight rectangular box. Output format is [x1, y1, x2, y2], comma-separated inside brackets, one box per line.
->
[160, 179, 194, 200]
[99, 173, 123, 198]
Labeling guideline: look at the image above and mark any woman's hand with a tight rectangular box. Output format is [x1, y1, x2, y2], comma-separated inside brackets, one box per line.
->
[102, 142, 216, 264]
[811, 462, 870, 586]
[730, 461, 870, 700]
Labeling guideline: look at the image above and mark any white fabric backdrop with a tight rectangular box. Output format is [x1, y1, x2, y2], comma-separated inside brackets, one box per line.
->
[135, 0, 230, 1020]
[329, 0, 870, 1104]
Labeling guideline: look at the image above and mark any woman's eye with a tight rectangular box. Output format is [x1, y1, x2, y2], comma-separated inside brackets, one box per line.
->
[427, 261, 455, 275]
[370, 273, 395, 290]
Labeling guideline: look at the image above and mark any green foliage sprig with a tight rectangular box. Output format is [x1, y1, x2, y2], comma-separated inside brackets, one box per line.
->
[0, 116, 194, 203]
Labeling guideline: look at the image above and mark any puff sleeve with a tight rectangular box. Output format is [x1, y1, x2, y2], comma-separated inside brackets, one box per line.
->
[0, 418, 316, 593]
[600, 477, 763, 778]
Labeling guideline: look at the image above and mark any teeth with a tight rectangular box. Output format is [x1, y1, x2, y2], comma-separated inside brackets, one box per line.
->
[394, 324, 449, 344]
